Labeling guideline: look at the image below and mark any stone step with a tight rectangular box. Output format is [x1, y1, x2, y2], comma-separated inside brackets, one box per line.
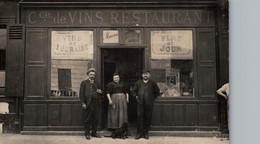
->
[20, 130, 224, 137]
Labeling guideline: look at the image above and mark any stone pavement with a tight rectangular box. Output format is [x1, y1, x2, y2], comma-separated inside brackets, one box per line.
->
[0, 134, 229, 144]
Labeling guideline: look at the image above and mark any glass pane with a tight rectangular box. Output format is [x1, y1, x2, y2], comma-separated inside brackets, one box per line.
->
[150, 30, 194, 97]
[0, 29, 7, 50]
[51, 31, 93, 98]
[0, 27, 6, 94]
[0, 70, 5, 94]
[151, 60, 194, 97]
[124, 29, 141, 44]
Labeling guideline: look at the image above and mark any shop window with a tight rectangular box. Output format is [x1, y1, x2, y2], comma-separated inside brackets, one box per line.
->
[150, 30, 194, 97]
[0, 26, 7, 95]
[50, 30, 94, 98]
[0, 50, 5, 70]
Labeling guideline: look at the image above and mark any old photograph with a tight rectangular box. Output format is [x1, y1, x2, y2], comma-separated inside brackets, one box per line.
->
[0, 0, 229, 143]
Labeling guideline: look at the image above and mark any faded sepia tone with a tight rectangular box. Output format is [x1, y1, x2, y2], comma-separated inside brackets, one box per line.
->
[0, 0, 229, 143]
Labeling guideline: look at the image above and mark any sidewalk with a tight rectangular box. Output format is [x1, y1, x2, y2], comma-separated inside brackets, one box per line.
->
[0, 134, 229, 144]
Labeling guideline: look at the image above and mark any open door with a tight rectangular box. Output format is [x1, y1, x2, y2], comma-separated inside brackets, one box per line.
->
[101, 48, 143, 129]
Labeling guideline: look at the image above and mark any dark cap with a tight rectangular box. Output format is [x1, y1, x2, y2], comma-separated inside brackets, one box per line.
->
[113, 72, 119, 76]
[86, 68, 96, 75]
[141, 69, 150, 74]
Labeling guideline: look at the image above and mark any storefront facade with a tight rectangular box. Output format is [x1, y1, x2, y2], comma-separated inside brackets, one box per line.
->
[1, 0, 229, 133]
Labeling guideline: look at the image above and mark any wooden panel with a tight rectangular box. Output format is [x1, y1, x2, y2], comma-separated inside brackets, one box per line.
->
[48, 104, 60, 126]
[0, 17, 15, 25]
[71, 104, 84, 126]
[5, 25, 24, 97]
[197, 28, 217, 99]
[218, 26, 229, 85]
[197, 28, 215, 62]
[198, 67, 216, 97]
[26, 66, 45, 97]
[174, 104, 184, 126]
[186, 104, 198, 126]
[199, 104, 218, 126]
[26, 28, 46, 62]
[25, 28, 47, 99]
[0, 1, 17, 17]
[162, 104, 174, 126]
[24, 104, 46, 126]
[151, 104, 162, 126]
[61, 104, 72, 125]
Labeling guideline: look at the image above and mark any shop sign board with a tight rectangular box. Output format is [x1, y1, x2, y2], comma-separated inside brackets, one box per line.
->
[24, 9, 215, 26]
[51, 31, 93, 60]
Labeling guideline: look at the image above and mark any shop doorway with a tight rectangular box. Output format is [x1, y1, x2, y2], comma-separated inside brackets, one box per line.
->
[101, 48, 144, 129]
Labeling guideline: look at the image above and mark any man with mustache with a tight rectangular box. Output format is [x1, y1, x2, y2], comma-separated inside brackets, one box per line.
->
[131, 69, 160, 139]
[80, 68, 102, 140]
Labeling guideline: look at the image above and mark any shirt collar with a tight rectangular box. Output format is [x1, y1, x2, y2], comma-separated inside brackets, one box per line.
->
[113, 81, 119, 84]
[89, 79, 94, 84]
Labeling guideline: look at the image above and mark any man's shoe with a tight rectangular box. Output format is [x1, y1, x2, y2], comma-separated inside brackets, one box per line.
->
[144, 133, 149, 139]
[91, 133, 101, 138]
[135, 134, 142, 139]
[85, 135, 91, 140]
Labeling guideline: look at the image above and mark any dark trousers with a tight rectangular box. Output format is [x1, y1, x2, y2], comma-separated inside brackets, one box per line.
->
[84, 98, 99, 135]
[136, 101, 153, 135]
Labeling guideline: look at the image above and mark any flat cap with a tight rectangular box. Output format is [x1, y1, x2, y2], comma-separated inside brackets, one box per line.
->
[86, 68, 96, 75]
[141, 69, 150, 74]
[113, 72, 119, 76]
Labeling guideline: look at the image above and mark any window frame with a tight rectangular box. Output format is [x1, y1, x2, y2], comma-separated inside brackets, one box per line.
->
[148, 28, 197, 100]
[47, 28, 96, 100]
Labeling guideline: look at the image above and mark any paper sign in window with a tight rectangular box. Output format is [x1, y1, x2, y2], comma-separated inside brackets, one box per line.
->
[51, 31, 93, 60]
[151, 30, 193, 60]
[103, 30, 119, 43]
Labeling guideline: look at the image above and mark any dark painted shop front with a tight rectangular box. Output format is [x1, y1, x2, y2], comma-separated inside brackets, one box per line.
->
[1, 0, 229, 133]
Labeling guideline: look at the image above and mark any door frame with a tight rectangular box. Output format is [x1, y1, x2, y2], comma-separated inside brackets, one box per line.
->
[99, 47, 145, 129]
[99, 47, 146, 91]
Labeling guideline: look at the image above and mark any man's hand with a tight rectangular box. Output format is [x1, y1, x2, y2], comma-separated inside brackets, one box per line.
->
[82, 103, 87, 109]
[217, 90, 228, 99]
[109, 100, 113, 105]
[136, 96, 142, 104]
[224, 95, 228, 99]
[97, 89, 103, 94]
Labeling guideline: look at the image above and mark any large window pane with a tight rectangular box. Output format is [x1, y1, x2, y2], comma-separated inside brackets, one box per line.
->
[50, 31, 93, 97]
[0, 27, 7, 95]
[150, 30, 194, 97]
